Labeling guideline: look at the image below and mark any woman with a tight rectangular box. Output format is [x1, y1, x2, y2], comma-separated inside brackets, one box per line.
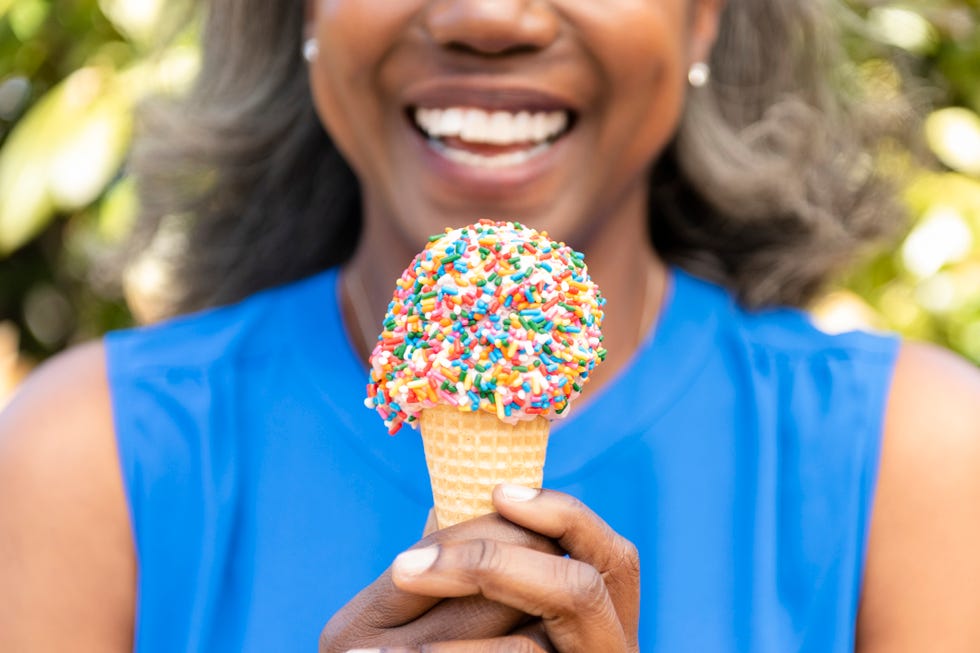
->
[2, 0, 979, 651]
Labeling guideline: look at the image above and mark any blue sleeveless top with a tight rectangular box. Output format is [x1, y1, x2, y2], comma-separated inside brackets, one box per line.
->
[105, 267, 899, 652]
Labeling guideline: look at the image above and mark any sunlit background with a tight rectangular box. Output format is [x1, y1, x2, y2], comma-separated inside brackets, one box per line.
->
[1, 0, 979, 409]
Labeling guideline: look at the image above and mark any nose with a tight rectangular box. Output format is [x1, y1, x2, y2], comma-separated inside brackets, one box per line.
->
[423, 0, 559, 56]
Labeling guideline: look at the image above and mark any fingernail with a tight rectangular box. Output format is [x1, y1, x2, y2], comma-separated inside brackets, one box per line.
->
[393, 545, 438, 576]
[500, 483, 540, 502]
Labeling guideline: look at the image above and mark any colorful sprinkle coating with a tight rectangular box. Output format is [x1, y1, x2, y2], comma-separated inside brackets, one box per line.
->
[365, 220, 606, 434]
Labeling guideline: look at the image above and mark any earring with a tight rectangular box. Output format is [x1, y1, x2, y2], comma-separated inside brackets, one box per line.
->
[303, 38, 319, 63]
[688, 62, 710, 88]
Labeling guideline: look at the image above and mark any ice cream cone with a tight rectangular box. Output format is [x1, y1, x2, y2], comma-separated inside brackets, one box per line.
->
[420, 405, 549, 528]
[366, 221, 606, 530]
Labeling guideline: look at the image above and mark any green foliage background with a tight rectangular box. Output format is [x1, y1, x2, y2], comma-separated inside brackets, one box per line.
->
[0, 1, 979, 396]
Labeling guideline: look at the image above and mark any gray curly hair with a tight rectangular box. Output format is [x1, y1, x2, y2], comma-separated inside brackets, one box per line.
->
[127, 0, 905, 320]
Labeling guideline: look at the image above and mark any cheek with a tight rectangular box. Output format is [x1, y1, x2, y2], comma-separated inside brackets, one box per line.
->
[576, 3, 690, 171]
[613, 55, 687, 166]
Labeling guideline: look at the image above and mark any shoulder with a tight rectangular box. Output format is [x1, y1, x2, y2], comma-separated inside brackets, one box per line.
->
[0, 342, 116, 474]
[885, 341, 980, 445]
[858, 341, 980, 651]
[0, 342, 135, 650]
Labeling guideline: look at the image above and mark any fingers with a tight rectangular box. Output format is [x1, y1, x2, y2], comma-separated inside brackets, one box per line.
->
[429, 511, 562, 558]
[321, 513, 561, 651]
[392, 595, 528, 644]
[491, 485, 639, 579]
[491, 486, 640, 639]
[391, 540, 627, 653]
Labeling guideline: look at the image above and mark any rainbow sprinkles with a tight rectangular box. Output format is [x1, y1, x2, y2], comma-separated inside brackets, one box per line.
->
[365, 219, 606, 434]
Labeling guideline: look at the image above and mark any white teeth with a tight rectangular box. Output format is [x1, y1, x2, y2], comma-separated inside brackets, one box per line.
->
[514, 112, 532, 139]
[488, 112, 512, 145]
[414, 106, 569, 145]
[461, 109, 490, 142]
[533, 113, 550, 141]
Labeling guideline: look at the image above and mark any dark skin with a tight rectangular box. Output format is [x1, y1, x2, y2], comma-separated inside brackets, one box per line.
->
[2, 1, 980, 651]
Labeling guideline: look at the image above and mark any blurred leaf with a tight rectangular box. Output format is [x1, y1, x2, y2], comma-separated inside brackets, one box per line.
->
[926, 107, 980, 176]
[98, 0, 164, 48]
[0, 65, 132, 256]
[8, 0, 49, 42]
[47, 87, 131, 208]
[867, 6, 940, 55]
[901, 205, 973, 279]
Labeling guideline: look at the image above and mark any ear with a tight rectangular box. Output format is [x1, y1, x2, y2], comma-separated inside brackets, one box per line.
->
[689, 0, 727, 64]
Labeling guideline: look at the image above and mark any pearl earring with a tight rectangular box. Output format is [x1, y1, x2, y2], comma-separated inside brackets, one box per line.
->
[688, 62, 710, 88]
[303, 38, 319, 63]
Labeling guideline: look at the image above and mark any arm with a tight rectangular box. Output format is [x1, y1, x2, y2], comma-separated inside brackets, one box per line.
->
[857, 342, 980, 652]
[0, 342, 136, 652]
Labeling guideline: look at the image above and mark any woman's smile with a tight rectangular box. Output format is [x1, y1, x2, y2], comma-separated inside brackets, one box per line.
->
[411, 106, 570, 167]
[401, 80, 579, 197]
[306, 1, 717, 245]
[374, 35, 608, 240]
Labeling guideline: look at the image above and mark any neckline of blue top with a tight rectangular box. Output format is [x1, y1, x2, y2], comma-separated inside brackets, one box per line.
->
[292, 265, 721, 501]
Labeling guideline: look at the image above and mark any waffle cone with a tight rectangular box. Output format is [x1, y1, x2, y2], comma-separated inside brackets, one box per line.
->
[419, 405, 549, 528]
